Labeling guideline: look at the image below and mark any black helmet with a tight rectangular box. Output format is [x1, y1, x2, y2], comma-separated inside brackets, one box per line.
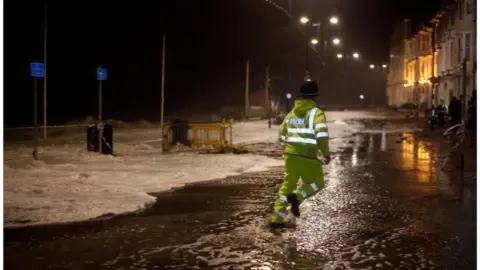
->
[299, 81, 319, 98]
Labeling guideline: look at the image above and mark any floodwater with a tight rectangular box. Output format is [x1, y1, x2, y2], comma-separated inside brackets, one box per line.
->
[4, 125, 476, 269]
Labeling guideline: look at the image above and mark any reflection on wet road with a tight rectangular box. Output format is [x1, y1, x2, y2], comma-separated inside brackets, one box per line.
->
[4, 131, 476, 269]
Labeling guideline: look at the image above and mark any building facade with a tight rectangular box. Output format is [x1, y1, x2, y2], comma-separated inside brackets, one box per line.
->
[386, 19, 411, 107]
[436, 0, 475, 106]
[408, 24, 439, 109]
[387, 0, 476, 108]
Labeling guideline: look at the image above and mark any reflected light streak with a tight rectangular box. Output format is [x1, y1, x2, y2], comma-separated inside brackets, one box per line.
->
[380, 132, 386, 151]
[325, 156, 340, 189]
[368, 134, 374, 153]
[351, 148, 358, 166]
[401, 134, 414, 170]
[416, 143, 434, 183]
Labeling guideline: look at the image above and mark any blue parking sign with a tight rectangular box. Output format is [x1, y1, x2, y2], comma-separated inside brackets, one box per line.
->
[97, 67, 107, 81]
[30, 62, 45, 77]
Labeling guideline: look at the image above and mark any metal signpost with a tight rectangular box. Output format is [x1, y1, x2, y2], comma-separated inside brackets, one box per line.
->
[160, 35, 166, 153]
[265, 67, 271, 128]
[30, 62, 45, 160]
[97, 66, 107, 154]
[245, 60, 250, 119]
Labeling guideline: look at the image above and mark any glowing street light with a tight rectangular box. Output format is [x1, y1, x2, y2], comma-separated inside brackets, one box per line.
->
[329, 16, 339, 25]
[359, 94, 364, 100]
[286, 93, 292, 99]
[300, 16, 309, 24]
[337, 53, 343, 59]
[332, 38, 341, 45]
[311, 38, 319, 45]
[352, 52, 360, 59]
[369, 64, 375, 69]
[382, 64, 387, 68]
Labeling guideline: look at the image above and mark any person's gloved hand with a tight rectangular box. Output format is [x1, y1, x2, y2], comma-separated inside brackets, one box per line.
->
[323, 155, 331, 165]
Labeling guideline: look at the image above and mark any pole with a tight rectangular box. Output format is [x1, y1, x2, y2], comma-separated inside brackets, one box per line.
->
[431, 26, 436, 108]
[268, 87, 272, 129]
[265, 66, 271, 128]
[43, 3, 47, 139]
[160, 34, 166, 152]
[316, 23, 322, 83]
[473, 0, 477, 103]
[98, 79, 103, 154]
[305, 26, 309, 77]
[265, 66, 269, 113]
[245, 60, 250, 119]
[33, 77, 39, 160]
[462, 59, 467, 120]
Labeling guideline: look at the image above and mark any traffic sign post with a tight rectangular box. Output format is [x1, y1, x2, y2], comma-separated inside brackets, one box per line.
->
[30, 62, 45, 160]
[96, 66, 107, 154]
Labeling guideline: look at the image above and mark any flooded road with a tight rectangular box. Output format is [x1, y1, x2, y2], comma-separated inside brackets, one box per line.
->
[4, 125, 476, 269]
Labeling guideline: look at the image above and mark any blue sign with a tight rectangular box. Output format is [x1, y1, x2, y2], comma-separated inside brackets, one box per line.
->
[30, 62, 45, 77]
[97, 67, 107, 81]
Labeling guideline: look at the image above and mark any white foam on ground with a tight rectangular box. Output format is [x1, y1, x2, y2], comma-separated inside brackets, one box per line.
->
[4, 146, 282, 226]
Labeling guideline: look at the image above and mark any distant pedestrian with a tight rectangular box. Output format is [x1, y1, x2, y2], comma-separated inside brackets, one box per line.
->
[449, 96, 462, 127]
[436, 99, 447, 127]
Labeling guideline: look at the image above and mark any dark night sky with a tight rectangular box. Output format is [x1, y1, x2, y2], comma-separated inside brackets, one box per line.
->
[5, 0, 442, 126]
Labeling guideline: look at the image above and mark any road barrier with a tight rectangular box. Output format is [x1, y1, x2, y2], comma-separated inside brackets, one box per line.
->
[162, 118, 234, 151]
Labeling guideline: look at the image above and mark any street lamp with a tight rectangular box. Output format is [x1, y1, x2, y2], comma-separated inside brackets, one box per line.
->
[337, 53, 343, 59]
[300, 16, 309, 24]
[286, 93, 292, 111]
[382, 64, 387, 68]
[311, 38, 319, 45]
[359, 94, 364, 100]
[300, 16, 310, 78]
[352, 52, 360, 59]
[329, 16, 339, 25]
[369, 64, 375, 69]
[332, 38, 341, 45]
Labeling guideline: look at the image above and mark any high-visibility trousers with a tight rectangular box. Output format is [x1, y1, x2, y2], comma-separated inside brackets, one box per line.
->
[270, 153, 325, 224]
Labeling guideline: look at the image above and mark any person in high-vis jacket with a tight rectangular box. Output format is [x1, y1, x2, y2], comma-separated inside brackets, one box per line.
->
[270, 81, 331, 229]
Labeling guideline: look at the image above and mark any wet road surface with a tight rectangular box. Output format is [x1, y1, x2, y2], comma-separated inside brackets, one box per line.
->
[4, 123, 477, 269]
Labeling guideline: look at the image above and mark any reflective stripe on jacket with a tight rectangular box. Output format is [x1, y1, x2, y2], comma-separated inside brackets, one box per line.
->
[279, 99, 329, 159]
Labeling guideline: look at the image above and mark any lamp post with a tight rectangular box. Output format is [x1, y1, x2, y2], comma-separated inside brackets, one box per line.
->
[300, 16, 310, 79]
[300, 15, 339, 81]
[286, 93, 292, 112]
